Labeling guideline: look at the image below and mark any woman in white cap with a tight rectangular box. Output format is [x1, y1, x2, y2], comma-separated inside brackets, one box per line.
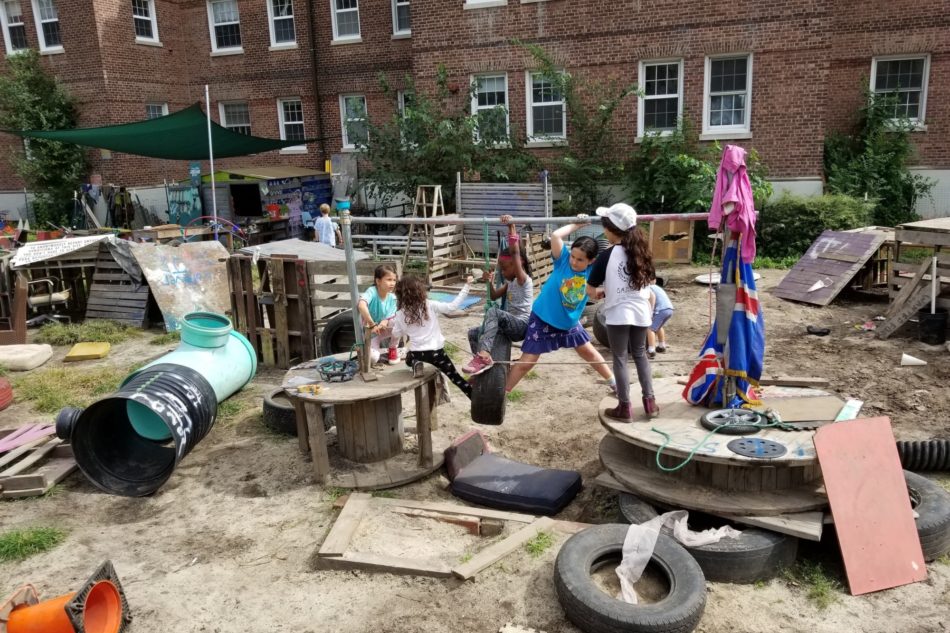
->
[587, 203, 658, 420]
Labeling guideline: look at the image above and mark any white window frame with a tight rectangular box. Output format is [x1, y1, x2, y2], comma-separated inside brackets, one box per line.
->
[525, 70, 566, 144]
[30, 0, 63, 53]
[702, 53, 753, 139]
[397, 90, 412, 118]
[330, 0, 360, 42]
[206, 0, 243, 55]
[145, 102, 169, 119]
[464, 0, 507, 9]
[339, 94, 367, 150]
[637, 59, 683, 139]
[266, 0, 296, 49]
[391, 0, 409, 36]
[471, 73, 509, 143]
[0, 1, 29, 55]
[132, 0, 160, 44]
[218, 101, 251, 135]
[870, 54, 931, 130]
[277, 97, 307, 153]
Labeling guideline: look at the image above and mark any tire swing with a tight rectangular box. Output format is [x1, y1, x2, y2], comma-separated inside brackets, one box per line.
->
[554, 524, 707, 633]
[592, 303, 610, 348]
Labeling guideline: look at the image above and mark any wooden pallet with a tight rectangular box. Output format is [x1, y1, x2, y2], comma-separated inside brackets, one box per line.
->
[0, 433, 76, 498]
[84, 243, 151, 327]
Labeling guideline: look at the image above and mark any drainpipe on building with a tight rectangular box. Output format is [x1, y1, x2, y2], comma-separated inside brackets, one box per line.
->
[307, 0, 327, 165]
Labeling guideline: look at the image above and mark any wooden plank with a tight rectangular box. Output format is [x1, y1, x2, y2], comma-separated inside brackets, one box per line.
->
[314, 551, 453, 578]
[894, 228, 950, 247]
[390, 507, 481, 535]
[877, 288, 931, 339]
[304, 401, 330, 484]
[0, 424, 40, 452]
[291, 397, 309, 455]
[296, 260, 315, 361]
[415, 382, 433, 468]
[242, 258, 259, 354]
[814, 418, 926, 595]
[271, 260, 290, 369]
[372, 497, 537, 523]
[0, 438, 61, 477]
[886, 259, 932, 318]
[756, 396, 844, 422]
[0, 435, 51, 469]
[0, 455, 76, 496]
[451, 517, 556, 580]
[319, 492, 373, 557]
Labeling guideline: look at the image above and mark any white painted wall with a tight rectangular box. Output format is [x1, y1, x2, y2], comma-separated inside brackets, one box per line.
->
[910, 169, 950, 220]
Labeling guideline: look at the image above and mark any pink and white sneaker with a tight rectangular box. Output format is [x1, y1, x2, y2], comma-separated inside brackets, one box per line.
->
[462, 355, 494, 377]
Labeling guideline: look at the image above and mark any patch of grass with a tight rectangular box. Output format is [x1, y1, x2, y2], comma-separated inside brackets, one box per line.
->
[933, 476, 950, 494]
[0, 527, 67, 562]
[324, 487, 348, 503]
[444, 341, 462, 363]
[371, 490, 396, 498]
[935, 553, 950, 567]
[459, 552, 473, 564]
[524, 370, 539, 380]
[899, 247, 934, 265]
[753, 579, 768, 589]
[0, 363, 8, 377]
[652, 370, 664, 379]
[12, 366, 127, 414]
[782, 560, 842, 610]
[753, 255, 800, 269]
[150, 331, 181, 346]
[506, 389, 525, 403]
[35, 320, 139, 346]
[525, 531, 554, 558]
[216, 399, 250, 424]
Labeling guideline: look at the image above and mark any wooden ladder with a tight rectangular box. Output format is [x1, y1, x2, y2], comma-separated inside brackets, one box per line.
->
[402, 185, 445, 271]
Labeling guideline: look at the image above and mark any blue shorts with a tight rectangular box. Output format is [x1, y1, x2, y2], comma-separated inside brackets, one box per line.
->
[651, 308, 674, 332]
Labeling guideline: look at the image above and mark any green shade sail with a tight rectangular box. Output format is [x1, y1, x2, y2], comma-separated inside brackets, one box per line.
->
[5, 102, 314, 160]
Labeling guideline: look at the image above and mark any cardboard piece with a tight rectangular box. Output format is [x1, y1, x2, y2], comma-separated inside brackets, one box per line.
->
[814, 417, 926, 595]
[64, 342, 111, 362]
[755, 395, 844, 422]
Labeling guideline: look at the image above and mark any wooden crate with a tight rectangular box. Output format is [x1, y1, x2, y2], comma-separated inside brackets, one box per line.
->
[0, 430, 76, 499]
[85, 243, 151, 327]
[649, 218, 694, 264]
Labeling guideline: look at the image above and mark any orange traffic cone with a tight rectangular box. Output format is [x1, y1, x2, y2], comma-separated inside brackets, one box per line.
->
[2, 561, 130, 633]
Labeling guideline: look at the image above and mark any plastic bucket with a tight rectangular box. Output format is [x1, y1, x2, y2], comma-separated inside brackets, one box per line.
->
[917, 308, 948, 345]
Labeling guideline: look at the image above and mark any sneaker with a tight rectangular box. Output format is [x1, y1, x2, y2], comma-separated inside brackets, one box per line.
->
[462, 355, 494, 377]
[605, 401, 633, 421]
[648, 348, 656, 359]
[607, 381, 617, 395]
[412, 361, 425, 378]
[642, 396, 660, 419]
[656, 345, 667, 354]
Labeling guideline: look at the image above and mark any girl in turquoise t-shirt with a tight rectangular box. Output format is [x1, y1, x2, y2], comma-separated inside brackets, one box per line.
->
[357, 264, 399, 363]
[504, 218, 614, 394]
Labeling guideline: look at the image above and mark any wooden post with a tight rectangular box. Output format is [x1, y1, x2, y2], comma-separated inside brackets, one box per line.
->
[360, 325, 377, 381]
[292, 397, 310, 455]
[415, 381, 433, 468]
[304, 401, 330, 484]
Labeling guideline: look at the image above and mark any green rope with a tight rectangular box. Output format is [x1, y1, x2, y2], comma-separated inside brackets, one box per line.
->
[651, 412, 795, 473]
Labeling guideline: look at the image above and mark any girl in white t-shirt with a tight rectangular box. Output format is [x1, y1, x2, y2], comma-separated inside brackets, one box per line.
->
[391, 274, 474, 398]
[587, 203, 657, 421]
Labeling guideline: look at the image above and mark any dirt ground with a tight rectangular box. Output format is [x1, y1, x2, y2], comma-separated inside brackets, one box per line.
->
[2, 265, 949, 633]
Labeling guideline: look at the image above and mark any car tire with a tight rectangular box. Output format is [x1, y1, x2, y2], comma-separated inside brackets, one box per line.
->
[471, 333, 511, 426]
[593, 304, 610, 348]
[905, 470, 950, 561]
[319, 310, 357, 357]
[262, 388, 334, 436]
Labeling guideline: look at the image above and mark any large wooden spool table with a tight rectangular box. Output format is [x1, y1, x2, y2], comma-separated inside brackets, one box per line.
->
[283, 359, 444, 490]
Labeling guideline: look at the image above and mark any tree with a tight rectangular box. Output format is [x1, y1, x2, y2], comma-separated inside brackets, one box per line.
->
[0, 50, 87, 226]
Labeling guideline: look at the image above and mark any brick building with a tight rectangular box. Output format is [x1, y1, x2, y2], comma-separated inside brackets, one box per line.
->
[0, 0, 947, 215]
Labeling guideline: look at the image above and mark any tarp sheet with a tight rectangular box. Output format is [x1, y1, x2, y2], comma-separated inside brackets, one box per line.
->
[4, 103, 314, 160]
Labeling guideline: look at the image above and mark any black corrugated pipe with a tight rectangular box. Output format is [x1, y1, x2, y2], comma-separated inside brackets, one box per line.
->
[897, 439, 950, 471]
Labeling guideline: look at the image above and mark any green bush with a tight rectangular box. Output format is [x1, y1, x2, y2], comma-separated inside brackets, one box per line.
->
[756, 193, 873, 259]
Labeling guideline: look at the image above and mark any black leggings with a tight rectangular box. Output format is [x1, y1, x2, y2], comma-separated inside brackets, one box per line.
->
[406, 349, 472, 398]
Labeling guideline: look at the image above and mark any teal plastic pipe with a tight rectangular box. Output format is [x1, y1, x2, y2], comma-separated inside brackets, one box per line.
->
[124, 312, 257, 440]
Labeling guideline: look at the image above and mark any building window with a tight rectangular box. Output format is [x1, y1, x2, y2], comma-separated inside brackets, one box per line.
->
[703, 54, 752, 135]
[638, 60, 682, 137]
[267, 0, 295, 46]
[392, 0, 409, 35]
[331, 0, 360, 40]
[278, 98, 306, 151]
[340, 95, 367, 149]
[397, 90, 414, 118]
[871, 55, 930, 125]
[31, 0, 62, 52]
[1, 2, 28, 54]
[526, 72, 565, 141]
[207, 0, 241, 52]
[471, 74, 509, 142]
[220, 101, 251, 135]
[132, 0, 159, 41]
[145, 103, 168, 119]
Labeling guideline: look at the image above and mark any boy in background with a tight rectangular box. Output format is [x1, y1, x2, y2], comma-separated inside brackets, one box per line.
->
[314, 203, 343, 247]
[648, 280, 673, 359]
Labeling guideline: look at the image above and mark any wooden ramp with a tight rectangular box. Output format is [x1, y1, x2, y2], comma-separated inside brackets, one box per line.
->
[774, 230, 888, 306]
[85, 244, 150, 327]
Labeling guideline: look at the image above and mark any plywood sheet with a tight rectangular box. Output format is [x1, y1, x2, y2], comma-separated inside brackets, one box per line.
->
[754, 396, 844, 422]
[814, 417, 926, 595]
[774, 230, 887, 306]
[131, 241, 231, 331]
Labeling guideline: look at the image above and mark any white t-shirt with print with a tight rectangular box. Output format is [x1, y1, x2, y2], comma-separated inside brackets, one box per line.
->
[601, 246, 652, 327]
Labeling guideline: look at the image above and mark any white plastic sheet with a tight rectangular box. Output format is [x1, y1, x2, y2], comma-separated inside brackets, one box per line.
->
[616, 511, 741, 603]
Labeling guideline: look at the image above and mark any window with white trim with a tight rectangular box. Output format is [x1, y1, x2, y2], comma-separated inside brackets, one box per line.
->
[145, 103, 168, 119]
[31, 0, 62, 51]
[340, 95, 367, 148]
[278, 98, 306, 150]
[0, 2, 28, 54]
[132, 0, 159, 41]
[471, 74, 509, 142]
[526, 71, 565, 141]
[219, 101, 251, 135]
[392, 0, 409, 35]
[267, 0, 295, 46]
[397, 90, 414, 118]
[871, 55, 930, 125]
[703, 55, 752, 134]
[331, 0, 360, 40]
[639, 60, 682, 137]
[207, 0, 241, 52]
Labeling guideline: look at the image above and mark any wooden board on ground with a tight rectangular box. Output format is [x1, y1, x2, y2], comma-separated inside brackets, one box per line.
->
[814, 417, 926, 595]
[876, 287, 932, 340]
[773, 230, 888, 306]
[592, 472, 824, 541]
[0, 441, 76, 498]
[600, 435, 828, 516]
[451, 517, 556, 580]
[84, 243, 150, 327]
[131, 241, 231, 331]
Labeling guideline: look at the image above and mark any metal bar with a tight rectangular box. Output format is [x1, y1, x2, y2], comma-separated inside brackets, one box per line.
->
[339, 211, 364, 351]
[350, 213, 709, 226]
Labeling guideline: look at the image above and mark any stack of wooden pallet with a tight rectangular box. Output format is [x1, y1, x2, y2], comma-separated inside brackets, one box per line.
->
[0, 424, 77, 498]
[877, 258, 943, 339]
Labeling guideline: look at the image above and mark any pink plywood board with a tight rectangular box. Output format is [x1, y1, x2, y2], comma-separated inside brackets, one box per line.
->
[814, 417, 926, 595]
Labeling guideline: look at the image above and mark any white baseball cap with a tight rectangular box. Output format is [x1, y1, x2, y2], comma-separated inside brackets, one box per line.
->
[595, 203, 638, 231]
